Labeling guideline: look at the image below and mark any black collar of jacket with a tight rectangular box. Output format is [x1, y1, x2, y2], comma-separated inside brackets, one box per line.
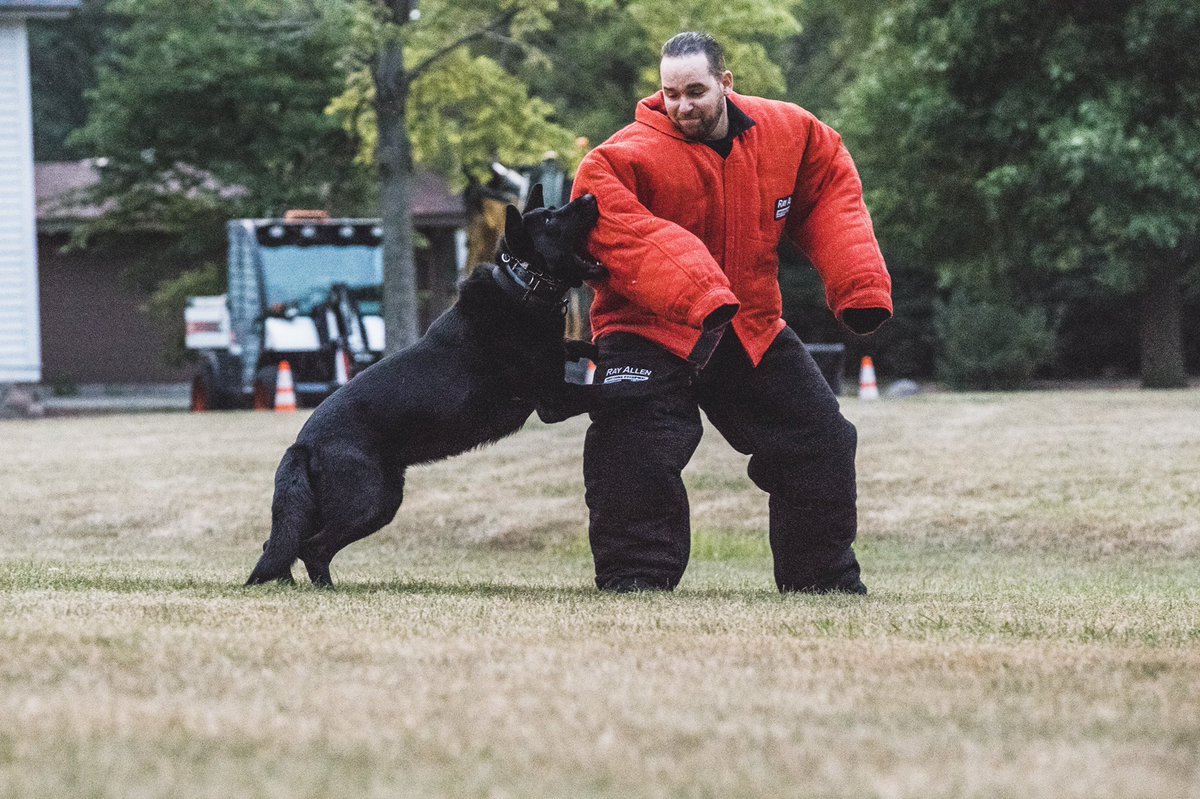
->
[726, 97, 756, 137]
[702, 98, 756, 158]
[493, 250, 570, 312]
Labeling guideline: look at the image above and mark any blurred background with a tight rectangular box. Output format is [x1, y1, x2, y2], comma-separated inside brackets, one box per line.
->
[5, 0, 1198, 408]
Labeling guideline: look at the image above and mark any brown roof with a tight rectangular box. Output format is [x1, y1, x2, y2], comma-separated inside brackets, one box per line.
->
[35, 160, 464, 230]
[408, 169, 467, 226]
[35, 159, 108, 226]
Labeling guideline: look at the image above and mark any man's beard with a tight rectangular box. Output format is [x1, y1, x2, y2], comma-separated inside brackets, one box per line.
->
[672, 101, 725, 141]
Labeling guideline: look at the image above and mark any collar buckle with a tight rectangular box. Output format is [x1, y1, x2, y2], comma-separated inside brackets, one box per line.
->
[499, 251, 569, 310]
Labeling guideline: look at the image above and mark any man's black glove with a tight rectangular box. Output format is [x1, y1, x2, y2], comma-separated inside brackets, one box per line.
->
[687, 303, 739, 378]
[841, 307, 891, 336]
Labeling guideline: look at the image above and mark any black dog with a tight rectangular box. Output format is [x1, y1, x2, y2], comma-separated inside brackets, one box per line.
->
[246, 186, 604, 587]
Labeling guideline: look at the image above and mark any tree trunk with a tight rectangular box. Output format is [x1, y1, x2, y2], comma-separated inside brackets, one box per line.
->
[1137, 262, 1187, 389]
[374, 38, 420, 355]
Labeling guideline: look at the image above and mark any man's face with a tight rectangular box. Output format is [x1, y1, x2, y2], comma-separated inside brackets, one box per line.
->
[660, 53, 733, 141]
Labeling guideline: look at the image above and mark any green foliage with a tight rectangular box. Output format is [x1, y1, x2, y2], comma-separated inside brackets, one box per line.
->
[333, 0, 804, 177]
[328, 51, 582, 190]
[409, 50, 582, 186]
[62, 0, 376, 332]
[779, 0, 888, 116]
[323, 0, 579, 187]
[934, 291, 1054, 390]
[71, 0, 371, 219]
[838, 0, 1199, 385]
[146, 262, 225, 366]
[28, 0, 117, 160]
[517, 1, 647, 146]
[971, 1, 1200, 298]
[625, 0, 799, 98]
[520, 0, 801, 145]
[835, 7, 991, 289]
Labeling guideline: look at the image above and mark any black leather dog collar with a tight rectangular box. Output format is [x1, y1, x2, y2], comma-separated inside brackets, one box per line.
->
[496, 251, 571, 311]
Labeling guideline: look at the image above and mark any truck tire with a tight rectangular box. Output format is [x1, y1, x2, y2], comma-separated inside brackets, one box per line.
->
[252, 366, 277, 411]
[191, 368, 216, 411]
[191, 365, 237, 411]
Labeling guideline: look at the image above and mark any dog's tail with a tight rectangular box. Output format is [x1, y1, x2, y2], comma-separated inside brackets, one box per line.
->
[246, 445, 318, 585]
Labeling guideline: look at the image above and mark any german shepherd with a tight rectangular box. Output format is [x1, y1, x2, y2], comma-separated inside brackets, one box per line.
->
[246, 186, 604, 587]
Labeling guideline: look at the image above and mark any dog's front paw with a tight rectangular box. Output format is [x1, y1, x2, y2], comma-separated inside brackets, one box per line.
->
[563, 339, 599, 362]
[535, 404, 574, 424]
[535, 383, 595, 423]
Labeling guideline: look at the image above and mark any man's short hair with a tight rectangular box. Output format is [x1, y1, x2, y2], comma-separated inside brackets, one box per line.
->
[661, 32, 726, 78]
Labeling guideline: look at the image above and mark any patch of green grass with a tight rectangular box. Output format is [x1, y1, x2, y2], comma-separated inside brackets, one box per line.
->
[689, 526, 773, 561]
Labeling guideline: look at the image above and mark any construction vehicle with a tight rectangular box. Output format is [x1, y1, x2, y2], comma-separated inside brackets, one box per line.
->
[185, 211, 386, 410]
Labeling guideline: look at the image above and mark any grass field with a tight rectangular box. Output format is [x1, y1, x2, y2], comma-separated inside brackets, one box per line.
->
[1, 389, 1198, 798]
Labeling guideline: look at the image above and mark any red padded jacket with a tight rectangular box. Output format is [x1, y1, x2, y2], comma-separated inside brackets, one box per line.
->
[571, 91, 892, 365]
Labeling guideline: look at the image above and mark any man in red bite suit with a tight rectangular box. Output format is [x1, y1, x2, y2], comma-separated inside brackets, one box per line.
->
[570, 32, 892, 594]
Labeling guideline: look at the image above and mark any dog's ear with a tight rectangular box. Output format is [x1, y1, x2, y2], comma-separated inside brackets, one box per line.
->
[524, 183, 544, 212]
[503, 204, 536, 260]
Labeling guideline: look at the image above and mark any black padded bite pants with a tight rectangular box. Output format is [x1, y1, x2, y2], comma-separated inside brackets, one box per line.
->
[583, 327, 864, 593]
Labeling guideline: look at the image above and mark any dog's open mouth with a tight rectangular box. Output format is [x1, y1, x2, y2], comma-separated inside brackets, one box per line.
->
[572, 251, 606, 281]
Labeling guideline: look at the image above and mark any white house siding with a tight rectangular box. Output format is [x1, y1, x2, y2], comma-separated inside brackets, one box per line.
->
[0, 19, 41, 382]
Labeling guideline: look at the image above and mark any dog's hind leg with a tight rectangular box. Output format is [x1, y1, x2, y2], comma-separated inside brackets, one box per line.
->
[246, 446, 318, 586]
[303, 551, 335, 588]
[298, 468, 405, 588]
[261, 538, 297, 586]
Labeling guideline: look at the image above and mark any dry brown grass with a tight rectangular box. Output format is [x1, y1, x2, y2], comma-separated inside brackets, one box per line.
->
[1, 389, 1198, 798]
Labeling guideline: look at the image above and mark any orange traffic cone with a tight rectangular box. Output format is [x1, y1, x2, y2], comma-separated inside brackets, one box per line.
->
[858, 356, 879, 400]
[274, 360, 298, 411]
[334, 347, 352, 386]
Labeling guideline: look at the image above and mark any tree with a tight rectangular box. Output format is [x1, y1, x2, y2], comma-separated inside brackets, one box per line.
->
[521, 0, 801, 146]
[778, 0, 887, 117]
[357, 0, 805, 352]
[69, 0, 808, 355]
[68, 0, 579, 353]
[838, 0, 1199, 388]
[770, 0, 936, 378]
[28, 0, 116, 161]
[74, 0, 368, 213]
[334, 0, 804, 352]
[998, 1, 1200, 388]
[329, 0, 581, 352]
[70, 0, 371, 274]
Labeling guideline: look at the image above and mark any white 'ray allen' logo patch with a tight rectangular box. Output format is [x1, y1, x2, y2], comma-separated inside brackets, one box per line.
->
[603, 366, 652, 384]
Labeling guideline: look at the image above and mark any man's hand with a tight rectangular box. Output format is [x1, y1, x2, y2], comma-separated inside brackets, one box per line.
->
[841, 307, 891, 336]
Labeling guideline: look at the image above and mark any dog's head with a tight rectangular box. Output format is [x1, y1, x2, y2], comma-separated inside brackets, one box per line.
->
[500, 185, 606, 301]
